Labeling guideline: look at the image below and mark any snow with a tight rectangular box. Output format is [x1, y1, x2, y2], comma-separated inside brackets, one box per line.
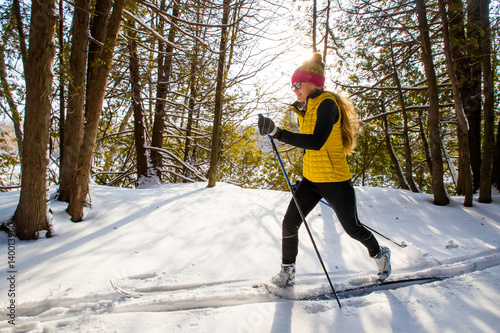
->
[0, 182, 499, 332]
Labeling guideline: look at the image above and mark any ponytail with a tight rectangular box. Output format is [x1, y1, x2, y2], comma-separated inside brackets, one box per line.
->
[326, 91, 360, 155]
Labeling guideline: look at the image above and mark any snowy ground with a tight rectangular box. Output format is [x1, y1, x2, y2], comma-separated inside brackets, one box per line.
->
[0, 182, 499, 332]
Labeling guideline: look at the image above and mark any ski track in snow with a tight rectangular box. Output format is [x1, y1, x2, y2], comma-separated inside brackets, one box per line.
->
[2, 249, 500, 330]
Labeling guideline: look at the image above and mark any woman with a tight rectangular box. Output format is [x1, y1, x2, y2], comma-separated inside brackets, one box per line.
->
[258, 53, 391, 288]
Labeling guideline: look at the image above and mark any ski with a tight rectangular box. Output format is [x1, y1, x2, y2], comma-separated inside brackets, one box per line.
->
[254, 276, 444, 300]
[110, 280, 142, 298]
[326, 276, 444, 300]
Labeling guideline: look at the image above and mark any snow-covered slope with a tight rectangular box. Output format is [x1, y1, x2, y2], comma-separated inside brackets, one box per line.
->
[0, 183, 499, 332]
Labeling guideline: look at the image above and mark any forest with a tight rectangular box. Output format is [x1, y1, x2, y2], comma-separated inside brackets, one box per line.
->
[0, 0, 499, 240]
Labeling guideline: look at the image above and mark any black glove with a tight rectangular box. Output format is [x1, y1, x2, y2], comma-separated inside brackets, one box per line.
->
[258, 116, 278, 136]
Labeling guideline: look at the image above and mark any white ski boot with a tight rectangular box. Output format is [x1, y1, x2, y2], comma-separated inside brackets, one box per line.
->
[271, 263, 295, 288]
[372, 246, 391, 281]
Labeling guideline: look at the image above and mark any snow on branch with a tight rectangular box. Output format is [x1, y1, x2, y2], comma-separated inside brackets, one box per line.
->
[122, 9, 182, 51]
[144, 145, 207, 181]
[132, 2, 223, 55]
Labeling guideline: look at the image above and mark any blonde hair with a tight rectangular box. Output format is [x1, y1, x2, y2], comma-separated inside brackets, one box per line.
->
[326, 91, 360, 155]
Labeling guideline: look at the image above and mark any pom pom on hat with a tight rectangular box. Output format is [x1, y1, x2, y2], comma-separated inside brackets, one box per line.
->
[291, 52, 325, 88]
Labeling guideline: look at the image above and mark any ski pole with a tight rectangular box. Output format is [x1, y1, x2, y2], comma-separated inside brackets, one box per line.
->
[319, 199, 408, 248]
[363, 224, 407, 248]
[259, 114, 341, 308]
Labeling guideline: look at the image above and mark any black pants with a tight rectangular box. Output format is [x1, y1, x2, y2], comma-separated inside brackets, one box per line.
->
[281, 178, 380, 264]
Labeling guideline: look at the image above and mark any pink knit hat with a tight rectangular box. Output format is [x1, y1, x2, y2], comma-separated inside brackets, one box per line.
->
[291, 52, 325, 88]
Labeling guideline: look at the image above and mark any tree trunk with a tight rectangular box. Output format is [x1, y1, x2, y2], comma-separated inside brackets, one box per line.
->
[448, 0, 467, 196]
[87, 0, 113, 73]
[151, 0, 166, 181]
[438, 0, 473, 206]
[478, 0, 494, 203]
[418, 109, 432, 172]
[127, 19, 149, 186]
[415, 0, 449, 205]
[183, 47, 199, 179]
[383, 114, 410, 190]
[448, 0, 482, 193]
[442, 141, 459, 187]
[13, 0, 57, 240]
[390, 49, 419, 192]
[58, 0, 91, 202]
[151, 0, 179, 180]
[58, 0, 65, 185]
[465, 0, 483, 192]
[207, 0, 231, 187]
[67, 0, 126, 221]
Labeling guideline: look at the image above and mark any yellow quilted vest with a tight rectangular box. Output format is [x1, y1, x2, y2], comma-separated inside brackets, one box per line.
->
[297, 92, 352, 183]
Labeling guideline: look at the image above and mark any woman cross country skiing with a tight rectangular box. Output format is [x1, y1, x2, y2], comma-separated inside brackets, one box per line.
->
[258, 53, 391, 288]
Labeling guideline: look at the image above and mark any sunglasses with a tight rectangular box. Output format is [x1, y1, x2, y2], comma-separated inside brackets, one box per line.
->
[291, 81, 306, 91]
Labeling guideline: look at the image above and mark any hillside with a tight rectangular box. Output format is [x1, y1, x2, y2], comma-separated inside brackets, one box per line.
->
[0, 183, 499, 332]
